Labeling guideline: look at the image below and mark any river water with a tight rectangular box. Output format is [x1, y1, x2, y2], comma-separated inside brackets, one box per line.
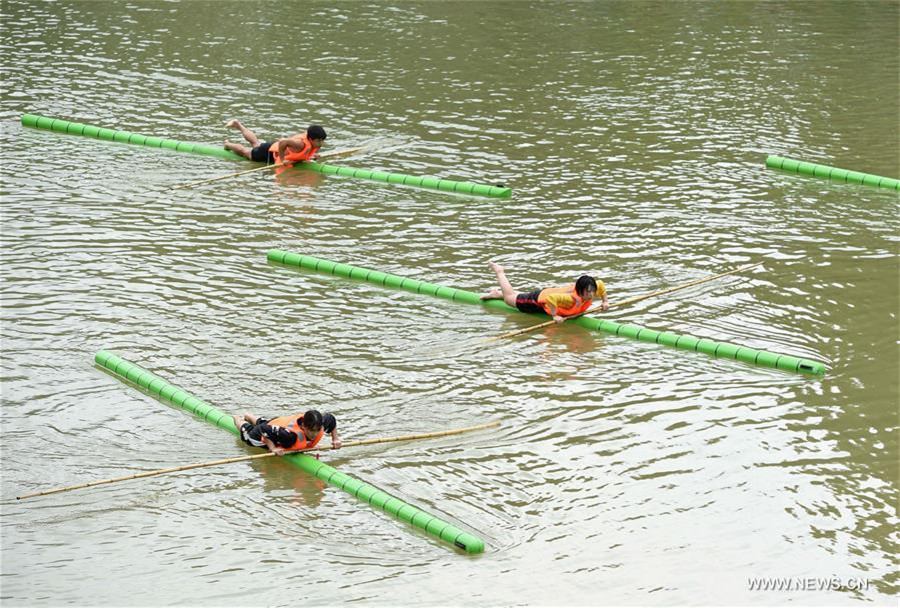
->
[1, 1, 897, 605]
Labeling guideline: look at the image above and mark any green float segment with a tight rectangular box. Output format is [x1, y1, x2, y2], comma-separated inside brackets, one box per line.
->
[94, 350, 486, 554]
[766, 155, 900, 191]
[21, 113, 245, 161]
[21, 114, 511, 198]
[297, 162, 511, 198]
[267, 249, 827, 377]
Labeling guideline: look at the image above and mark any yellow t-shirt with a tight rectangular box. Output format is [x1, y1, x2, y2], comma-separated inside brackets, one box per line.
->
[538, 280, 606, 315]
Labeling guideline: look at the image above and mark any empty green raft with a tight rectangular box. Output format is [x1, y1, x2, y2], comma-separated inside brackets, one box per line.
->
[766, 155, 900, 191]
[94, 350, 486, 554]
[21, 113, 511, 198]
[267, 250, 827, 376]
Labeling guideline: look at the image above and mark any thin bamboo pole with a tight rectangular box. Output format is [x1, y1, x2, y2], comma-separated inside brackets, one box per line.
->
[170, 162, 284, 190]
[334, 420, 500, 448]
[317, 146, 365, 160]
[15, 420, 500, 501]
[170, 146, 365, 190]
[486, 261, 763, 341]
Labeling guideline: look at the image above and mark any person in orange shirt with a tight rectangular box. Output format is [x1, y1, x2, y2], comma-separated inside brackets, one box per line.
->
[224, 119, 326, 166]
[480, 262, 608, 323]
[232, 409, 341, 456]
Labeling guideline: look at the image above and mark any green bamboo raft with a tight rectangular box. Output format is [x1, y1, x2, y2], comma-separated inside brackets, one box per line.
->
[765, 155, 900, 191]
[95, 350, 486, 554]
[21, 114, 512, 198]
[267, 250, 828, 376]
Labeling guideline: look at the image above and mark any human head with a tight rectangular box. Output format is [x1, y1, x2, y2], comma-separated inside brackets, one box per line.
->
[307, 125, 327, 145]
[301, 409, 323, 439]
[575, 275, 598, 299]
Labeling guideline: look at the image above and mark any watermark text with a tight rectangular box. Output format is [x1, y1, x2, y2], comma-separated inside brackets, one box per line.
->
[748, 576, 870, 592]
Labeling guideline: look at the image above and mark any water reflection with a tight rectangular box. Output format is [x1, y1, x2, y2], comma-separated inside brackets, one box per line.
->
[247, 452, 328, 509]
[273, 165, 328, 191]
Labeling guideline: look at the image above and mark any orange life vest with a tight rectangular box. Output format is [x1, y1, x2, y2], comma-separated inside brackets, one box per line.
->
[537, 284, 592, 317]
[271, 134, 320, 164]
[267, 414, 325, 451]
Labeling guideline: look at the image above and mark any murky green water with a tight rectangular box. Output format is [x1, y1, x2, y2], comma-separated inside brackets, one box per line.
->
[1, 1, 897, 605]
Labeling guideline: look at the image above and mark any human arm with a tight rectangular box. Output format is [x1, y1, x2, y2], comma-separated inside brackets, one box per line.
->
[276, 137, 312, 165]
[260, 423, 294, 456]
[596, 280, 609, 311]
[323, 413, 341, 449]
[541, 300, 566, 323]
[262, 434, 286, 456]
[275, 138, 296, 166]
[550, 307, 565, 324]
[539, 288, 576, 323]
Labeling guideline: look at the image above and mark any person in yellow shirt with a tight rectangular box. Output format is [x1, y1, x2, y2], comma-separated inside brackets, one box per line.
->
[480, 262, 608, 323]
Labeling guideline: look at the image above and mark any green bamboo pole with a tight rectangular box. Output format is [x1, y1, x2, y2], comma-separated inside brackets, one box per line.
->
[766, 155, 900, 191]
[297, 160, 511, 198]
[94, 350, 486, 554]
[21, 114, 512, 198]
[267, 250, 827, 376]
[21, 113, 245, 160]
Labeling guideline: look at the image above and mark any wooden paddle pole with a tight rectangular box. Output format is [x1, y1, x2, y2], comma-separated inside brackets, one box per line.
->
[170, 162, 284, 190]
[487, 261, 764, 341]
[170, 146, 365, 191]
[317, 146, 365, 160]
[331, 420, 500, 448]
[15, 420, 500, 501]
[15, 452, 278, 500]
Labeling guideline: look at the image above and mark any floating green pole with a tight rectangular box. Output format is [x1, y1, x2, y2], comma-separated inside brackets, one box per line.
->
[766, 155, 900, 191]
[22, 114, 512, 198]
[298, 161, 511, 198]
[21, 113, 245, 161]
[94, 350, 486, 554]
[267, 250, 827, 376]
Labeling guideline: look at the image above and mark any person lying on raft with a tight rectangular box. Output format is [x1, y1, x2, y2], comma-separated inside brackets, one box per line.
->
[480, 262, 608, 324]
[232, 409, 341, 456]
[224, 119, 327, 166]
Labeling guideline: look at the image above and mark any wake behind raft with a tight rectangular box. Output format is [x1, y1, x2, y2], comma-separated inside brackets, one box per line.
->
[20, 114, 512, 198]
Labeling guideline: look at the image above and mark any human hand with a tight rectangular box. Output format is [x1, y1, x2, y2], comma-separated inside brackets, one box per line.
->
[553, 315, 565, 324]
[601, 301, 609, 312]
[332, 439, 342, 449]
[273, 447, 285, 456]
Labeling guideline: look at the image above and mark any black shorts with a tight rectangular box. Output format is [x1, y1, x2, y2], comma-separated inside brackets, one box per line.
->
[515, 290, 545, 314]
[239, 417, 271, 447]
[250, 141, 275, 164]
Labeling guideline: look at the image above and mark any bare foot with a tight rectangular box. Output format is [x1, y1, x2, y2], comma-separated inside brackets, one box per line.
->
[225, 119, 240, 129]
[480, 288, 502, 300]
[489, 261, 505, 274]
